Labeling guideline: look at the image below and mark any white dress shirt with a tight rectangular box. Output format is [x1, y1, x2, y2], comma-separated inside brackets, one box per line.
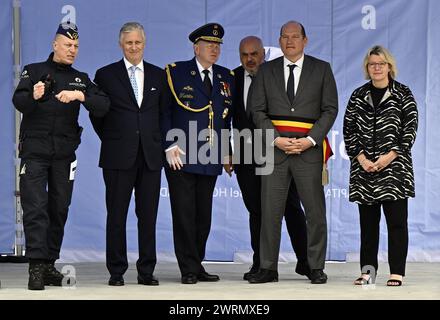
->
[283, 54, 304, 95]
[123, 57, 144, 107]
[195, 58, 213, 85]
[243, 70, 253, 110]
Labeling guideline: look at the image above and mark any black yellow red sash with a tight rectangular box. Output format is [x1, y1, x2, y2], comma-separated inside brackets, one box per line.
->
[270, 115, 332, 185]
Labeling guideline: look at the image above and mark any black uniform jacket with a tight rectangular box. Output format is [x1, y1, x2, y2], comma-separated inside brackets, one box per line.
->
[12, 53, 110, 160]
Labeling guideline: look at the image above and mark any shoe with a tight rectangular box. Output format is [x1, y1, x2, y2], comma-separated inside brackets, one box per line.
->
[243, 265, 259, 281]
[28, 262, 46, 290]
[248, 269, 278, 284]
[108, 275, 124, 286]
[386, 277, 403, 287]
[354, 274, 373, 285]
[295, 261, 312, 280]
[181, 273, 198, 284]
[310, 269, 328, 284]
[197, 271, 220, 282]
[137, 274, 159, 286]
[44, 262, 64, 286]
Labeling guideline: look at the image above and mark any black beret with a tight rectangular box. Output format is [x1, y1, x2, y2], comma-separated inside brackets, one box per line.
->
[56, 22, 79, 40]
[189, 23, 224, 44]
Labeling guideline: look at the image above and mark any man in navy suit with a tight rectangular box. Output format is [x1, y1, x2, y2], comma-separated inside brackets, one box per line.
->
[232, 36, 310, 281]
[163, 23, 234, 284]
[90, 22, 171, 286]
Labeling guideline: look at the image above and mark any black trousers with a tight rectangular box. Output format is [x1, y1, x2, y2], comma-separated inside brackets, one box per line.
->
[103, 147, 161, 277]
[235, 164, 307, 268]
[165, 169, 217, 276]
[20, 157, 75, 260]
[358, 199, 408, 276]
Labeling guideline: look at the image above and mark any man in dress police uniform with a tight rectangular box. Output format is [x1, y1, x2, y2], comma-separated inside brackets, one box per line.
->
[12, 23, 109, 290]
[163, 23, 234, 284]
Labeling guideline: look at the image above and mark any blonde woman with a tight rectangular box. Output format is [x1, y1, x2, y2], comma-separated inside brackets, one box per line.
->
[343, 45, 418, 286]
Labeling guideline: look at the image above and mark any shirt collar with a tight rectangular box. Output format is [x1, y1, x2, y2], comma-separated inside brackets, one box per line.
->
[123, 57, 144, 72]
[283, 54, 304, 70]
[195, 58, 213, 75]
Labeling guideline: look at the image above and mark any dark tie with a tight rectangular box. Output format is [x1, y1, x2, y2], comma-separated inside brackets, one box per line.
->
[287, 64, 296, 105]
[202, 69, 212, 96]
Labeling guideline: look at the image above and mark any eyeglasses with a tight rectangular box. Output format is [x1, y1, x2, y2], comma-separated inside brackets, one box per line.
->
[367, 62, 388, 69]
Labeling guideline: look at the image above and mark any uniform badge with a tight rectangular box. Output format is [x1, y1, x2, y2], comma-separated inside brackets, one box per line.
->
[75, 77, 82, 83]
[217, 74, 222, 79]
[179, 93, 194, 100]
[183, 85, 194, 92]
[222, 108, 229, 119]
[220, 81, 231, 97]
[191, 70, 196, 76]
[20, 69, 29, 79]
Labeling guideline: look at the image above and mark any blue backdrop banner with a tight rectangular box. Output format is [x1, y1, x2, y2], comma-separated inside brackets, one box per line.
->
[0, 0, 15, 254]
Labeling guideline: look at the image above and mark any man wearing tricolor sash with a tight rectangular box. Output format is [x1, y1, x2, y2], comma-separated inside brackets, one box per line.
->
[247, 21, 338, 284]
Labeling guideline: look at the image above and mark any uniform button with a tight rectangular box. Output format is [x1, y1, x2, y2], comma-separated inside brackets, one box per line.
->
[136, 130, 139, 134]
[206, 137, 210, 141]
[209, 101, 213, 104]
[290, 108, 295, 112]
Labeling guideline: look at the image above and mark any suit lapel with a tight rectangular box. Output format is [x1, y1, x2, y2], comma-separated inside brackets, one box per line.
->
[295, 55, 314, 100]
[213, 64, 222, 100]
[115, 59, 138, 107]
[272, 57, 290, 105]
[236, 67, 245, 112]
[140, 61, 152, 109]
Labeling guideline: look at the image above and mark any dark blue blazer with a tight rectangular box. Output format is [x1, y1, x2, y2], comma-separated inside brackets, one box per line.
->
[164, 58, 234, 176]
[90, 59, 171, 170]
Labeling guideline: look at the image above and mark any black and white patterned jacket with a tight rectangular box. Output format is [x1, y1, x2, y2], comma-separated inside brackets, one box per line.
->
[343, 80, 418, 204]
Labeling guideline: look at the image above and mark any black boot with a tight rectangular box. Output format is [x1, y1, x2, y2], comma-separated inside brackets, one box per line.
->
[44, 260, 64, 286]
[28, 260, 46, 290]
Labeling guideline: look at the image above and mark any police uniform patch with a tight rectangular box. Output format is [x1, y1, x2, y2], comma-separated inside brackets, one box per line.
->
[20, 69, 29, 79]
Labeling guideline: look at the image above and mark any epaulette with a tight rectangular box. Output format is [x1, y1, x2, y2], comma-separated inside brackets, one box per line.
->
[170, 63, 176, 68]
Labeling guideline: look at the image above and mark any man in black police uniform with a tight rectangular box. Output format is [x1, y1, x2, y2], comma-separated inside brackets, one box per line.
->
[12, 23, 109, 290]
[164, 23, 234, 284]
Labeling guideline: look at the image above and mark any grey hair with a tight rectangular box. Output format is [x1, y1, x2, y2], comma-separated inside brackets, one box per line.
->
[119, 22, 146, 42]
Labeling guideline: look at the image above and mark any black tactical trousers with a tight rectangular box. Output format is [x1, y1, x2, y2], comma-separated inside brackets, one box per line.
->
[20, 157, 75, 260]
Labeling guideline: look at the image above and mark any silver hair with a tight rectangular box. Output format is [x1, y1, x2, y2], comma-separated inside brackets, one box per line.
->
[119, 22, 146, 42]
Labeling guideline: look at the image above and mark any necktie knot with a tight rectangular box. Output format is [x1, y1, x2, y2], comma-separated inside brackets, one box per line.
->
[288, 64, 297, 72]
[248, 74, 255, 81]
